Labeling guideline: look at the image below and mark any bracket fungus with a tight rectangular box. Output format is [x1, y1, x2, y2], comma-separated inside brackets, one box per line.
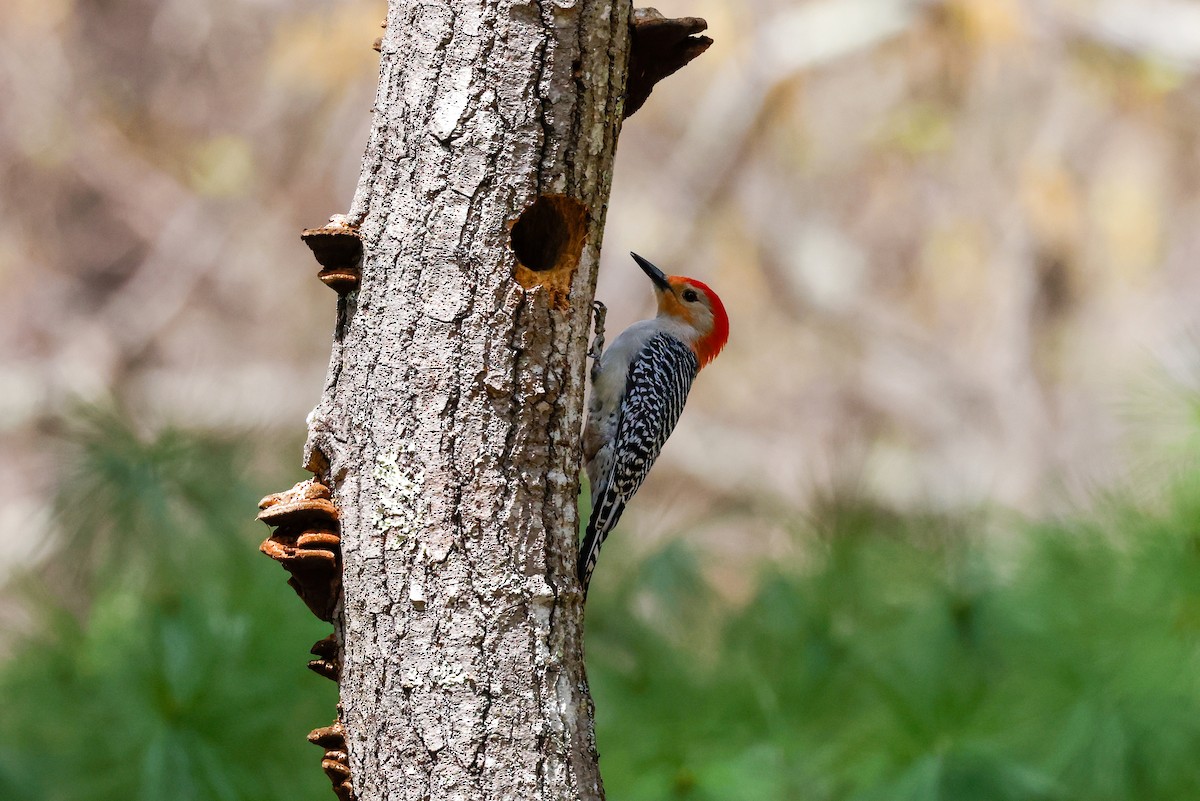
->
[302, 215, 363, 294]
[626, 8, 712, 118]
[309, 722, 354, 801]
[308, 633, 341, 682]
[256, 479, 342, 621]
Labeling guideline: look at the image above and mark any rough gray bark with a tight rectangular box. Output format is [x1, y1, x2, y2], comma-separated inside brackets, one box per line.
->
[302, 1, 630, 799]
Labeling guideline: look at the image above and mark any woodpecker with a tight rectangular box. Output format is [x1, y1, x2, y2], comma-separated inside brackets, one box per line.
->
[578, 252, 729, 594]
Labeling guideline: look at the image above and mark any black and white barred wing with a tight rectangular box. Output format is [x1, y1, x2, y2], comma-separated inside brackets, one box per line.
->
[578, 334, 700, 590]
[611, 335, 700, 501]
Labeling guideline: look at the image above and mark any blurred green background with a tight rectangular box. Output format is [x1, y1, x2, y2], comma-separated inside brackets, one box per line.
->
[7, 409, 1200, 800]
[7, 0, 1200, 798]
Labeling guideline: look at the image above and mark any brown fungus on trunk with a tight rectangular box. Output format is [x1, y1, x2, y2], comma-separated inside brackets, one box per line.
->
[302, 216, 363, 294]
[625, 8, 712, 118]
[509, 194, 588, 310]
[309, 722, 354, 801]
[307, 633, 342, 682]
[256, 479, 342, 621]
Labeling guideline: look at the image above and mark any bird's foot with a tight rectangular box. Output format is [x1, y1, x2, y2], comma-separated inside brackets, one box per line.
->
[587, 300, 607, 380]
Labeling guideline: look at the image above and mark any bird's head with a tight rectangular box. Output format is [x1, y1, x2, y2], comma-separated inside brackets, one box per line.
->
[632, 252, 729, 368]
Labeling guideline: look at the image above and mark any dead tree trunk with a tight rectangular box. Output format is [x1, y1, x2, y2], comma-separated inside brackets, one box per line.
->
[301, 1, 630, 799]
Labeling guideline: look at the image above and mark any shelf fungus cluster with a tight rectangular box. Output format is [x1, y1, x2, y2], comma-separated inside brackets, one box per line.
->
[308, 633, 342, 682]
[270, 212, 363, 798]
[302, 215, 363, 294]
[257, 478, 343, 621]
[309, 722, 354, 801]
[257, 477, 350, 798]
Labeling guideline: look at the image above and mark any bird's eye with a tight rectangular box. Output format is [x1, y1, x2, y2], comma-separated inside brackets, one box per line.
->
[682, 289, 699, 303]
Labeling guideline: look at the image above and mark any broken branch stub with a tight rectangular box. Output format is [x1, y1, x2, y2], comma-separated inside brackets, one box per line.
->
[625, 8, 712, 118]
[372, 17, 386, 53]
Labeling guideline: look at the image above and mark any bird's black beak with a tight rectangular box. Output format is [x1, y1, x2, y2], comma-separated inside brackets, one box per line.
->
[631, 252, 671, 292]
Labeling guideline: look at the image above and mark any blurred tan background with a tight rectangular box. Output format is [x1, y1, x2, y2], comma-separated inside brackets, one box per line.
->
[5, 0, 1200, 580]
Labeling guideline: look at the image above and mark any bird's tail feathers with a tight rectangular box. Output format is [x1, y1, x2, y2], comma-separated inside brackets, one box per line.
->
[577, 492, 626, 596]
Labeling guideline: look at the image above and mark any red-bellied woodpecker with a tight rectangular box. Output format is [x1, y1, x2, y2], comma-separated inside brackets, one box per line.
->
[579, 252, 729, 594]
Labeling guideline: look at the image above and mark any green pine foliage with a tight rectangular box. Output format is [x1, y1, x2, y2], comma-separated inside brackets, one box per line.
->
[5, 412, 1200, 800]
[585, 488, 1200, 801]
[0, 413, 336, 801]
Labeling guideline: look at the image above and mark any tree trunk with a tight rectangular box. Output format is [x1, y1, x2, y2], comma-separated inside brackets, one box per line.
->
[303, 1, 630, 799]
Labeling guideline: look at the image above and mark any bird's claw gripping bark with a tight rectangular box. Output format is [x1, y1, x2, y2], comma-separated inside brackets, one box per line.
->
[588, 300, 607, 382]
[309, 722, 354, 801]
[256, 479, 342, 622]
